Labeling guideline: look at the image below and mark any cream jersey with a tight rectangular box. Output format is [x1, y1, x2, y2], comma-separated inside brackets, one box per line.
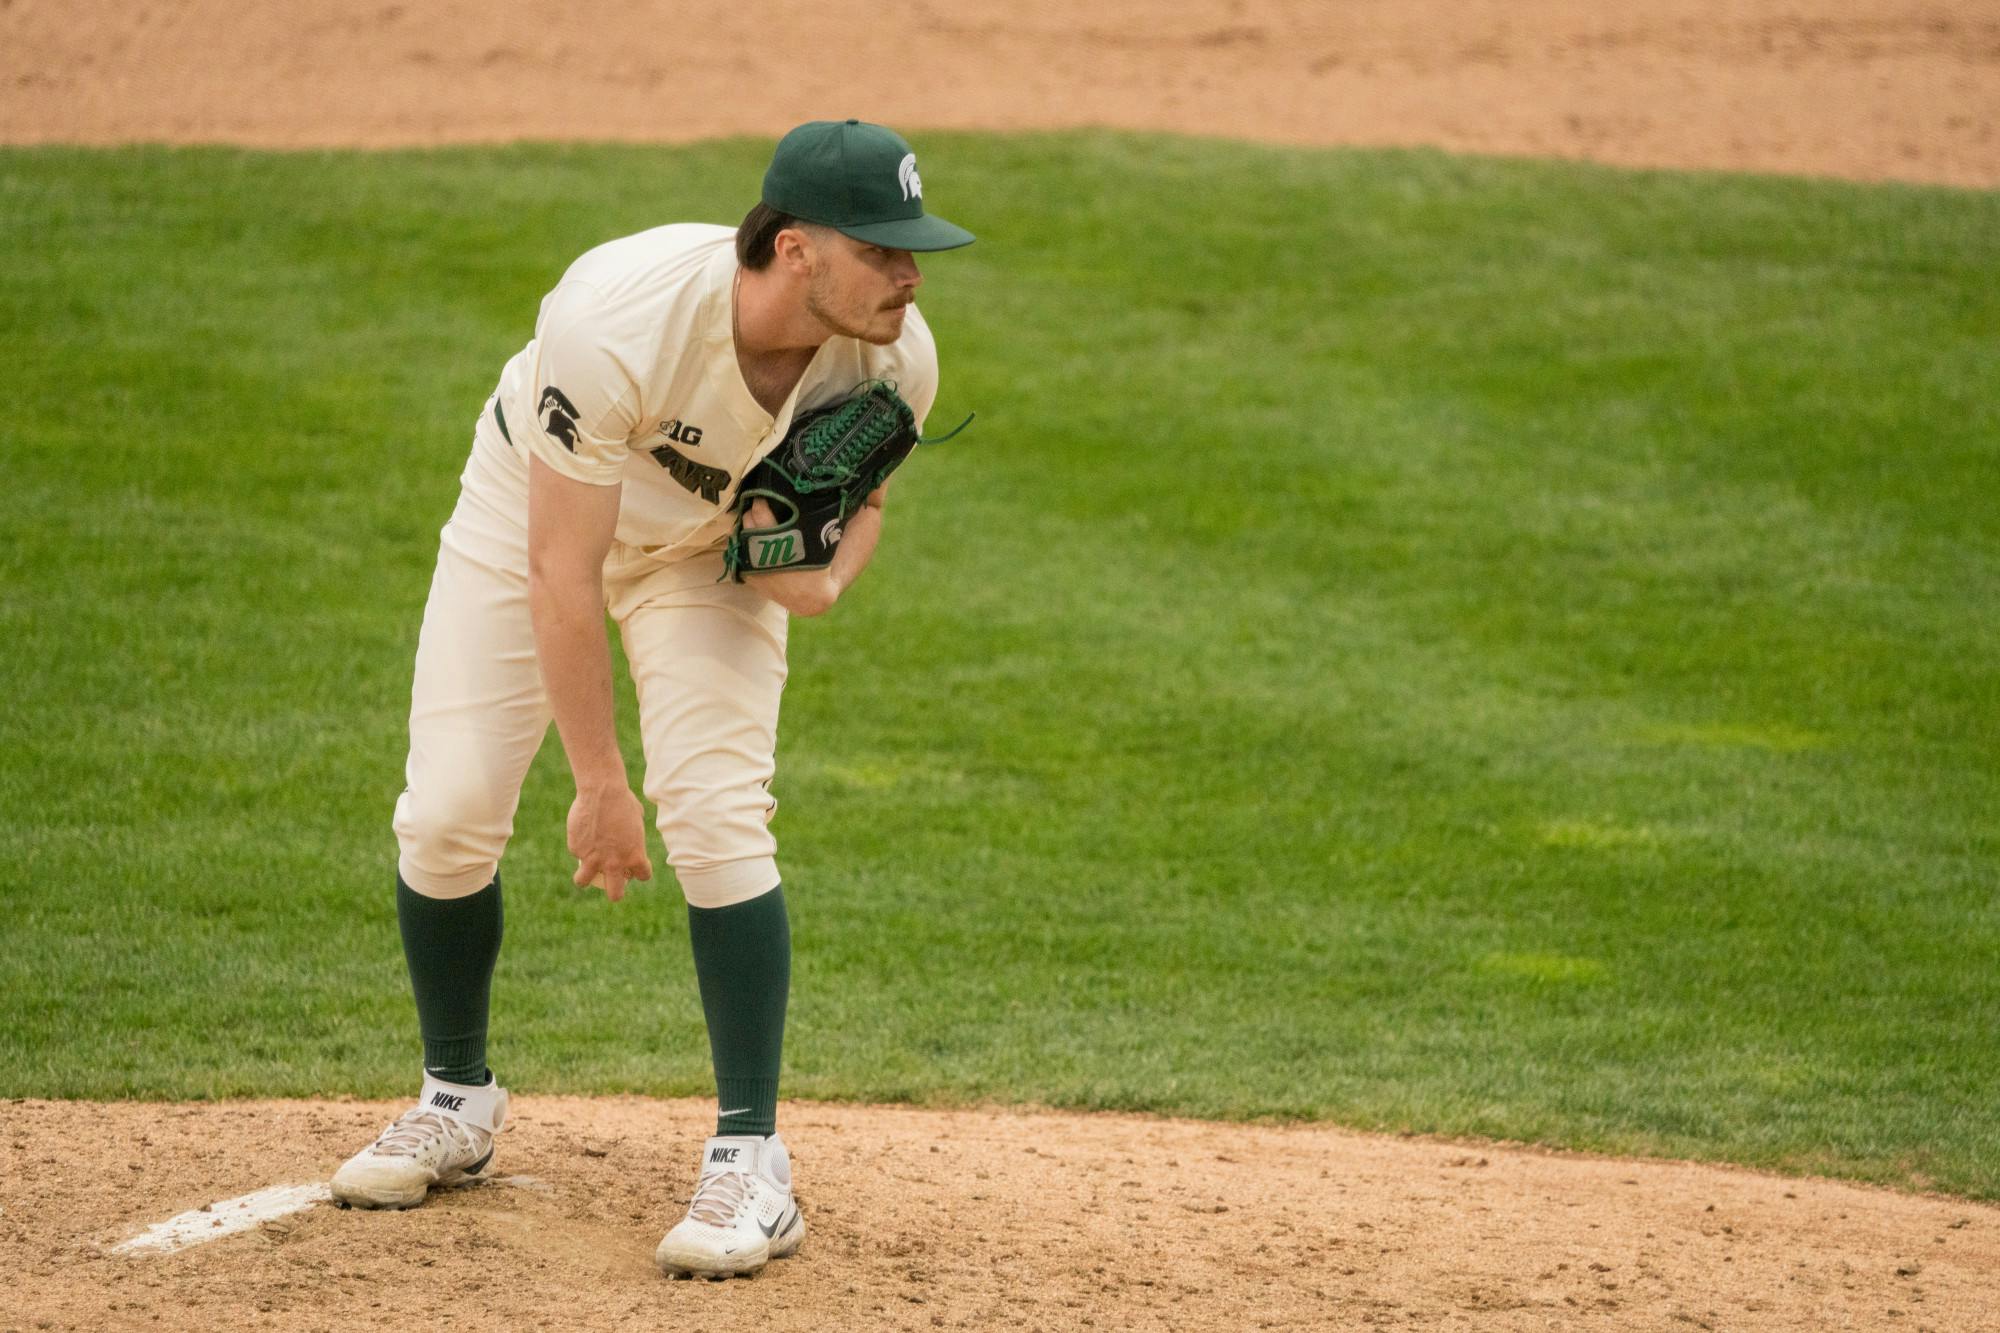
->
[466, 223, 940, 562]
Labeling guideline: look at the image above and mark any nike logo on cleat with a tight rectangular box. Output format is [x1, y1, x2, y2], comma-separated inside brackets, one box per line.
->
[759, 1207, 796, 1239]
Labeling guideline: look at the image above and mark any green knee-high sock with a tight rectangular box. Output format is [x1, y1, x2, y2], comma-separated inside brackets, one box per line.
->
[687, 884, 790, 1137]
[396, 872, 503, 1086]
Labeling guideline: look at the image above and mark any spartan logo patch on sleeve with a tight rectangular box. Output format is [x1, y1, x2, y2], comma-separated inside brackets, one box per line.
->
[537, 386, 582, 452]
[649, 441, 733, 503]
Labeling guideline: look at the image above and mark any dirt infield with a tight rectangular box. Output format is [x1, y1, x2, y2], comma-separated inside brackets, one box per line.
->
[7, 3, 2000, 1329]
[3, 1097, 1995, 1331]
[2, 0, 1997, 186]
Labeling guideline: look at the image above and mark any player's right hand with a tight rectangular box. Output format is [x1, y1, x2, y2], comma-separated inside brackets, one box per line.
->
[566, 783, 654, 902]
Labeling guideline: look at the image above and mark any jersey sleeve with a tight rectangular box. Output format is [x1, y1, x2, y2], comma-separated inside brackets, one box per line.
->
[521, 279, 642, 487]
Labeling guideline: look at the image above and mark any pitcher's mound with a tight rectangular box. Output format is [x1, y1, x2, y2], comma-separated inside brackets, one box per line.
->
[2, 1097, 1995, 1330]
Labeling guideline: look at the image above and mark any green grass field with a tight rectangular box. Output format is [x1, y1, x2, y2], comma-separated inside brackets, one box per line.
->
[2, 135, 1995, 1197]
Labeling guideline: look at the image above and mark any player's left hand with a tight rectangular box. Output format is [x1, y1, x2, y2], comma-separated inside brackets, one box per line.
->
[741, 497, 841, 616]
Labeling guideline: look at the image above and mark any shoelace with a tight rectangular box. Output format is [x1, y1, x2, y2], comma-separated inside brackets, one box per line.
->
[686, 1168, 754, 1226]
[371, 1109, 477, 1159]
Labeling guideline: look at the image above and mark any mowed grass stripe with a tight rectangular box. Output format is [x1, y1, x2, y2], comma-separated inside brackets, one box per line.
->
[0, 137, 1994, 1197]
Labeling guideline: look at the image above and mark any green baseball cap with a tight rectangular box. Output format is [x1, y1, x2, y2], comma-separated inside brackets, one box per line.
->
[762, 119, 975, 253]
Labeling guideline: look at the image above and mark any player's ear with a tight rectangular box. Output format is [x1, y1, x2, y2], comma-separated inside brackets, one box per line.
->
[772, 225, 816, 276]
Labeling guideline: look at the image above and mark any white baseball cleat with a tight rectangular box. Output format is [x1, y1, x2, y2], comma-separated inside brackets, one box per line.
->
[330, 1072, 509, 1210]
[655, 1133, 806, 1279]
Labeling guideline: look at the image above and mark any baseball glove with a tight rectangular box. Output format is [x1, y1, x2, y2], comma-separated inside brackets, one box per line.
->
[722, 380, 970, 581]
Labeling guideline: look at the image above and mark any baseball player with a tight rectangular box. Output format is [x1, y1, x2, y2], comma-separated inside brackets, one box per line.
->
[328, 119, 974, 1280]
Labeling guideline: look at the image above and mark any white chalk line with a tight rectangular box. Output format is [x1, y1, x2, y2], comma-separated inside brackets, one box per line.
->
[112, 1182, 331, 1255]
[112, 1175, 548, 1256]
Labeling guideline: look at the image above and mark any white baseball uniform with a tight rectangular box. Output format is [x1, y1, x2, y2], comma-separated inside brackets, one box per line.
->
[393, 223, 939, 908]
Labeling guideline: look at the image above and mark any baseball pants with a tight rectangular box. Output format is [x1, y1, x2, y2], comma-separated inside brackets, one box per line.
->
[392, 458, 789, 908]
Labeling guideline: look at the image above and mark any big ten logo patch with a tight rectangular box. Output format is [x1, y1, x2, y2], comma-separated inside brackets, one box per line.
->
[657, 418, 703, 447]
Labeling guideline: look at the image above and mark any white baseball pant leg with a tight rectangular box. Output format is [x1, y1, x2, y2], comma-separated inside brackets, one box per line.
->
[392, 484, 553, 900]
[607, 547, 790, 909]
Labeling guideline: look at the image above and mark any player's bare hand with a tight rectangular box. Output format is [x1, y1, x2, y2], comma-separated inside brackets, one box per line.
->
[566, 783, 653, 902]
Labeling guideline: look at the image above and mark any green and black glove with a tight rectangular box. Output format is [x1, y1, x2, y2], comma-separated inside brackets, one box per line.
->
[722, 380, 970, 581]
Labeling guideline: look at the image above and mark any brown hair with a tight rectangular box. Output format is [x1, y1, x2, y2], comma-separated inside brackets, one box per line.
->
[736, 202, 805, 270]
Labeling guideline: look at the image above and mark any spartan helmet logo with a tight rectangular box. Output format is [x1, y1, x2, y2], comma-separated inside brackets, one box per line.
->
[538, 385, 582, 453]
[896, 152, 922, 202]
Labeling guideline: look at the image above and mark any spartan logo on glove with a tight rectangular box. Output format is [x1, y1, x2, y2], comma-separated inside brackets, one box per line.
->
[538, 386, 582, 453]
[650, 441, 733, 503]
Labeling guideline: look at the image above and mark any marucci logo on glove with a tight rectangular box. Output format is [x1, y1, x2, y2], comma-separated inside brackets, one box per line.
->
[538, 386, 582, 452]
[748, 532, 802, 569]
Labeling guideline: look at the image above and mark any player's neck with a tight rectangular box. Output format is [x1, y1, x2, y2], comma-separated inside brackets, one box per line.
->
[733, 265, 827, 359]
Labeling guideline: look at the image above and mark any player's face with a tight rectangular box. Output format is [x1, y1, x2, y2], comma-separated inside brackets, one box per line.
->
[804, 233, 922, 345]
